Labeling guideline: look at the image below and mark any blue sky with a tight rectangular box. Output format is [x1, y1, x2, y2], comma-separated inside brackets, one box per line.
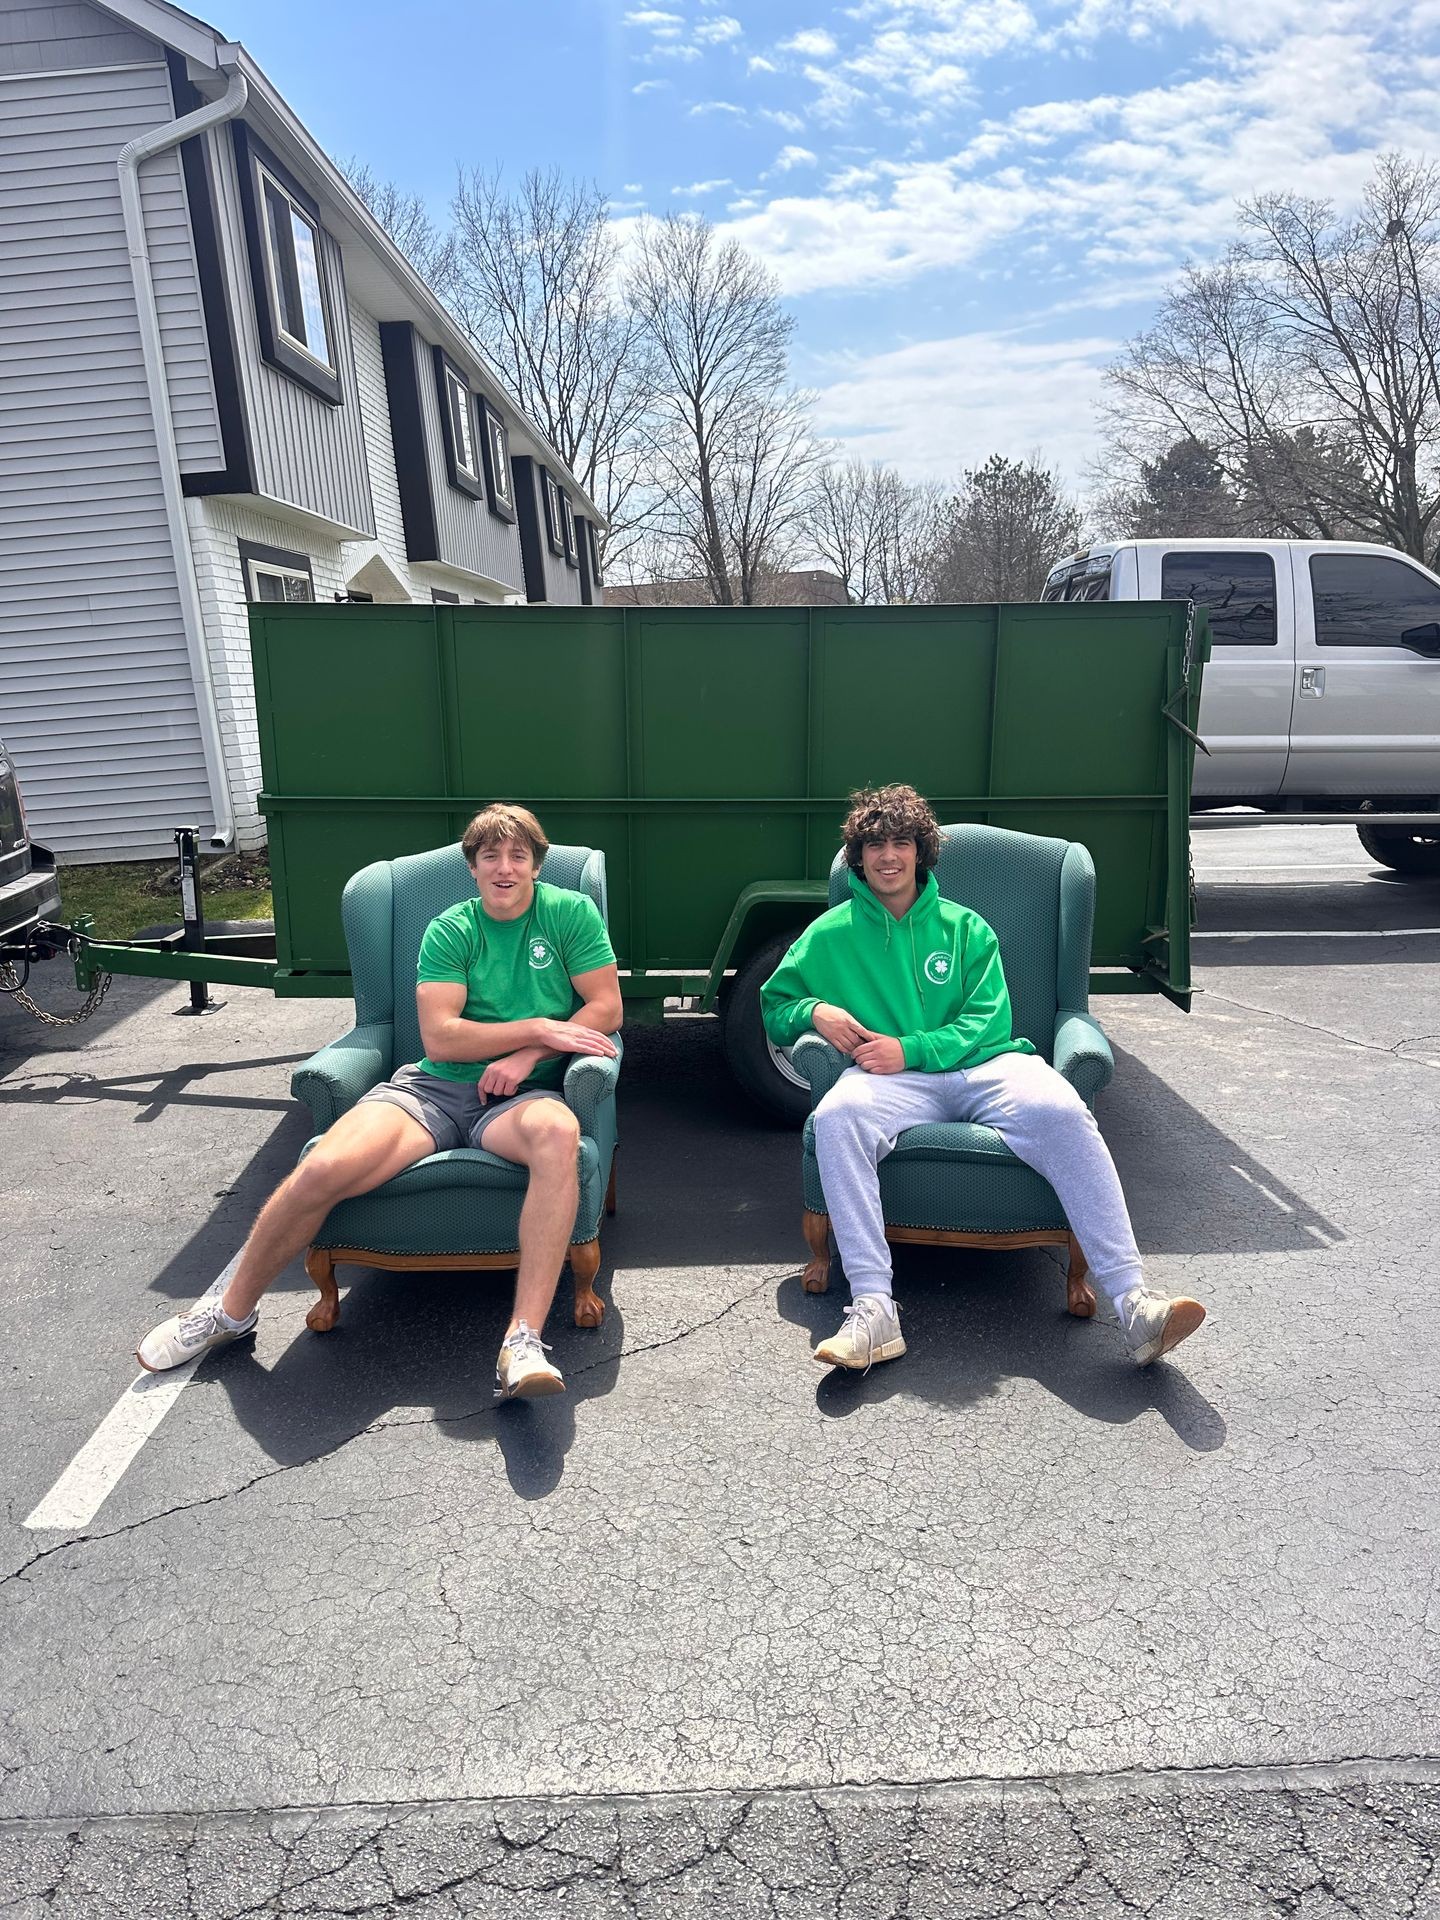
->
[215, 0, 1437, 492]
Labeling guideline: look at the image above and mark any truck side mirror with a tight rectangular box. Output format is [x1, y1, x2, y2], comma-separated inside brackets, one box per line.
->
[1400, 621, 1440, 656]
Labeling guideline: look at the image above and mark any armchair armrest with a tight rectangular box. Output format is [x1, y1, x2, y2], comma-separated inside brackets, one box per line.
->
[562, 1035, 624, 1138]
[291, 1021, 394, 1132]
[1052, 1009, 1113, 1108]
[791, 1031, 848, 1106]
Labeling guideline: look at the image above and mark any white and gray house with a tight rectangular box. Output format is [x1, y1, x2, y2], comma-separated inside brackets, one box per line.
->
[0, 0, 606, 861]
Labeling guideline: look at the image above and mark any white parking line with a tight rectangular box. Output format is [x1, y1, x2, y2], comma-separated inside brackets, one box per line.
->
[23, 1255, 242, 1532]
[24, 1360, 202, 1531]
[1194, 927, 1440, 939]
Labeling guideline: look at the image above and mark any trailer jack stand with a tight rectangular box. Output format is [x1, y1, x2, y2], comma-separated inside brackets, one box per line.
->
[173, 827, 224, 1015]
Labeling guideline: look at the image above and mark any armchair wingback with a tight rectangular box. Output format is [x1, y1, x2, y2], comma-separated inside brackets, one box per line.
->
[289, 842, 619, 1333]
[793, 823, 1112, 1311]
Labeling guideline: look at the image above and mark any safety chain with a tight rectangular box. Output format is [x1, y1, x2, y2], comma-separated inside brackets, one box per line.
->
[1181, 597, 1197, 686]
[0, 931, 112, 1028]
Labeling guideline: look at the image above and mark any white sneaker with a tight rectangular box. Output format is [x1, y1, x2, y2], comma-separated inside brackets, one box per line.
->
[137, 1281, 258, 1373]
[813, 1293, 906, 1371]
[495, 1321, 565, 1399]
[1118, 1288, 1206, 1366]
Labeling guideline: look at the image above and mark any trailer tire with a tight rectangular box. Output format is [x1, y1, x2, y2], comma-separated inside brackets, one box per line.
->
[722, 933, 813, 1126]
[1356, 821, 1440, 876]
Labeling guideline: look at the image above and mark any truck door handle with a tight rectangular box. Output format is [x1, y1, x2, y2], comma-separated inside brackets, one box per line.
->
[1300, 667, 1325, 697]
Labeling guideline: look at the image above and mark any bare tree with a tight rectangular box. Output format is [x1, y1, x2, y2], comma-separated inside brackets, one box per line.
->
[450, 168, 657, 568]
[922, 455, 1083, 602]
[629, 215, 811, 605]
[339, 160, 457, 299]
[806, 459, 942, 603]
[1105, 154, 1440, 563]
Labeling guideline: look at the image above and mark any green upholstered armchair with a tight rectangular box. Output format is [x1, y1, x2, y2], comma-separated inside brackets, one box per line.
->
[792, 824, 1111, 1317]
[289, 842, 620, 1334]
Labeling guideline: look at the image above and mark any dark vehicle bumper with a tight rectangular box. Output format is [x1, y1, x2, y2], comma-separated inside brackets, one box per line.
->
[0, 841, 62, 949]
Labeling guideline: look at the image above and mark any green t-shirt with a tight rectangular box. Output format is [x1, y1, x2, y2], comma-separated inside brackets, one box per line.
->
[414, 881, 616, 1087]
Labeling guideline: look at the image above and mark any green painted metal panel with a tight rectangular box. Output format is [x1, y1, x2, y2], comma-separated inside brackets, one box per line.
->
[249, 600, 1207, 1001]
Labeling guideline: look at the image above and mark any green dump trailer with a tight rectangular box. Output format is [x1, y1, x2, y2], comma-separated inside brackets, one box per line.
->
[75, 599, 1208, 1119]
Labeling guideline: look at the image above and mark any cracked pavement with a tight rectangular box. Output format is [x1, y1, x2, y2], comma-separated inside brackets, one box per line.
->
[2, 826, 1437, 1911]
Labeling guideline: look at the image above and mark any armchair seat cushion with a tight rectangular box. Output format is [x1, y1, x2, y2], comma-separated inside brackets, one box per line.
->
[308, 1137, 605, 1258]
[801, 1111, 1067, 1235]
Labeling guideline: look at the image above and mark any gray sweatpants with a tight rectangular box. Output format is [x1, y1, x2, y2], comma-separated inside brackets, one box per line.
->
[812, 1052, 1143, 1307]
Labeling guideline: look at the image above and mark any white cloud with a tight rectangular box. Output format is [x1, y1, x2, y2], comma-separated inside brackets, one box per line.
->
[672, 177, 735, 196]
[781, 27, 839, 55]
[761, 107, 806, 131]
[631, 78, 668, 94]
[772, 144, 818, 172]
[717, 16, 1437, 295]
[689, 98, 746, 116]
[695, 13, 743, 41]
[623, 7, 684, 31]
[812, 330, 1119, 486]
[748, 53, 778, 72]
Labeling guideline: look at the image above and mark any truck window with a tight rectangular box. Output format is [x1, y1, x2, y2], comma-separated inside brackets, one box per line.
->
[1310, 552, 1440, 647]
[1160, 551, 1276, 645]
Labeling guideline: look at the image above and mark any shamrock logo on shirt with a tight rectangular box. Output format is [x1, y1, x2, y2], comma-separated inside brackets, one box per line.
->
[924, 950, 952, 985]
[528, 938, 554, 970]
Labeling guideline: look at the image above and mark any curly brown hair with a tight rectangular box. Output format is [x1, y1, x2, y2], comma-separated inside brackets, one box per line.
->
[841, 784, 941, 881]
[461, 803, 549, 869]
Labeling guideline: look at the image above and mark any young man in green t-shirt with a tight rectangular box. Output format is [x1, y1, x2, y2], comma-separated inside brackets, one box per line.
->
[137, 805, 622, 1398]
[762, 784, 1205, 1373]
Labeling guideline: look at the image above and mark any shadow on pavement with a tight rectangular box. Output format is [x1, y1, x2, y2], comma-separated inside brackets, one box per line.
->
[777, 1254, 1228, 1453]
[97, 1011, 1335, 1488]
[206, 1268, 627, 1501]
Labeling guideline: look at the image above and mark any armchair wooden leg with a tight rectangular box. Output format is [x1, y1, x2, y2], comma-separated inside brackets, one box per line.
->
[605, 1159, 617, 1218]
[802, 1210, 832, 1294]
[1065, 1232, 1096, 1318]
[304, 1247, 341, 1332]
[569, 1238, 605, 1327]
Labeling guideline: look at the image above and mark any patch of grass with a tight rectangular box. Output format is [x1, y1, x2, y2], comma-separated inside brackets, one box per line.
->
[57, 853, 273, 940]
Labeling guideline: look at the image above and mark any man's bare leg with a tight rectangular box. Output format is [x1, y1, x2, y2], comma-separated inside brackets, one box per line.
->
[478, 1099, 582, 1334]
[137, 1103, 435, 1371]
[220, 1104, 435, 1321]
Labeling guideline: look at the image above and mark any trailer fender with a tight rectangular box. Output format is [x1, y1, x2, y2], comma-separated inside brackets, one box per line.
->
[699, 882, 830, 1014]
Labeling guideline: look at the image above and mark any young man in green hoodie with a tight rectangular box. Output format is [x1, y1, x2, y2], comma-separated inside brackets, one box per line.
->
[761, 785, 1205, 1372]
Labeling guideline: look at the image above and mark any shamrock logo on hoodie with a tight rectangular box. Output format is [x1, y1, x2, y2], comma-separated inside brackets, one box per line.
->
[923, 950, 952, 986]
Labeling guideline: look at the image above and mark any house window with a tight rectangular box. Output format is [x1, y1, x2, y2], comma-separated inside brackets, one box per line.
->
[431, 589, 460, 605]
[586, 518, 604, 588]
[432, 349, 484, 499]
[560, 490, 579, 568]
[478, 397, 515, 522]
[541, 468, 565, 556]
[239, 539, 314, 603]
[260, 169, 331, 368]
[233, 126, 342, 405]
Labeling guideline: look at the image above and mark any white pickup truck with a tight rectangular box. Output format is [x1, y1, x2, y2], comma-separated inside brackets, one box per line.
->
[1041, 538, 1440, 875]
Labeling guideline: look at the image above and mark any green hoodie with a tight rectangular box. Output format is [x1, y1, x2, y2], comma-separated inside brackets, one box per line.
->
[760, 869, 1034, 1074]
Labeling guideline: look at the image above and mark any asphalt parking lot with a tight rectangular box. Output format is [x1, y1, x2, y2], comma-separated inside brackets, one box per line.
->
[3, 825, 1439, 1916]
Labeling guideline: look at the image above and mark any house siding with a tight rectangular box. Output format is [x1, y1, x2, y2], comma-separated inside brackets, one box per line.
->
[0, 50, 215, 858]
[511, 456, 584, 605]
[0, 0, 157, 72]
[378, 319, 526, 591]
[347, 300, 517, 603]
[186, 496, 351, 851]
[203, 118, 374, 536]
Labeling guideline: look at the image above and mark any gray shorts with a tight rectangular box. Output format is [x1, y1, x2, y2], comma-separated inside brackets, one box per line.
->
[358, 1062, 568, 1154]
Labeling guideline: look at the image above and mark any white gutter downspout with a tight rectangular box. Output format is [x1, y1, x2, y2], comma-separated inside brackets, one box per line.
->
[118, 60, 248, 848]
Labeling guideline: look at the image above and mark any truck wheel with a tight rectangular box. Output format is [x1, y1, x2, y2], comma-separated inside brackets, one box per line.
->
[722, 934, 813, 1126]
[1356, 822, 1440, 876]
